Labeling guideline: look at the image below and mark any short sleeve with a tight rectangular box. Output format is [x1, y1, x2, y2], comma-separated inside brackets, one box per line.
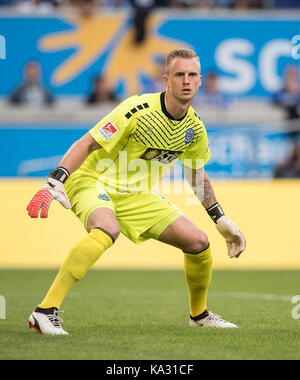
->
[89, 100, 135, 153]
[181, 126, 211, 169]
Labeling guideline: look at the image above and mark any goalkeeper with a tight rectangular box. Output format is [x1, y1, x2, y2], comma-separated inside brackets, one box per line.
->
[26, 48, 246, 335]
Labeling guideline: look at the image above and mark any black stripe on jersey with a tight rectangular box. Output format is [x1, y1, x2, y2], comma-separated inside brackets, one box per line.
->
[143, 103, 149, 108]
[133, 128, 155, 147]
[174, 116, 193, 131]
[154, 110, 185, 132]
[191, 125, 204, 140]
[131, 107, 138, 114]
[171, 143, 186, 151]
[152, 111, 171, 131]
[140, 113, 178, 148]
[153, 117, 190, 146]
[125, 112, 132, 119]
[136, 119, 168, 147]
[170, 124, 204, 150]
[140, 115, 171, 147]
[170, 113, 195, 130]
[172, 131, 204, 151]
[167, 132, 195, 149]
[152, 112, 190, 138]
[142, 113, 161, 130]
[194, 111, 202, 121]
[147, 115, 182, 146]
[149, 112, 169, 133]
[182, 120, 199, 133]
[161, 111, 194, 132]
[193, 124, 204, 134]
[172, 132, 203, 150]
[154, 111, 188, 133]
[152, 112, 189, 141]
[155, 111, 204, 144]
[135, 121, 163, 147]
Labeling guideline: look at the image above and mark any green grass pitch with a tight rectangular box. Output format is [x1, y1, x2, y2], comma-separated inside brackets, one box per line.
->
[0, 269, 299, 360]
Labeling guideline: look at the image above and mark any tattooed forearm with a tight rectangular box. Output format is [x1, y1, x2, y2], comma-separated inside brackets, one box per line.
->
[202, 172, 217, 209]
[183, 166, 217, 209]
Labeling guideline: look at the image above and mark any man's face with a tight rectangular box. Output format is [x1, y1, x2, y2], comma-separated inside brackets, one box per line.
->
[163, 57, 202, 102]
[26, 63, 40, 84]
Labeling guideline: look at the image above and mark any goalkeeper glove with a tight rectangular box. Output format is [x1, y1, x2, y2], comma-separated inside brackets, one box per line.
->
[206, 203, 246, 258]
[26, 167, 71, 218]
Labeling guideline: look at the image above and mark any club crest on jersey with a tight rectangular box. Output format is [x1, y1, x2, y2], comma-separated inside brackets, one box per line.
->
[185, 128, 194, 144]
[99, 121, 118, 141]
[140, 148, 182, 164]
[98, 193, 110, 201]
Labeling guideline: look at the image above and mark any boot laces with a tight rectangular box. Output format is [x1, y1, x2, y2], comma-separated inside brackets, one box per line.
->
[48, 310, 64, 328]
[207, 311, 226, 322]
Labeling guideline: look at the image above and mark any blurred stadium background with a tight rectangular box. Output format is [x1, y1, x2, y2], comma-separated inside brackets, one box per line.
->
[0, 0, 300, 271]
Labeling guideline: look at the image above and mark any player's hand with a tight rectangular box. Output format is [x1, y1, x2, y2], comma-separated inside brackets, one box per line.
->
[26, 167, 71, 218]
[216, 216, 246, 258]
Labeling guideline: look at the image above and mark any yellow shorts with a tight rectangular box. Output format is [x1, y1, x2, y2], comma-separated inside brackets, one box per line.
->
[64, 175, 182, 244]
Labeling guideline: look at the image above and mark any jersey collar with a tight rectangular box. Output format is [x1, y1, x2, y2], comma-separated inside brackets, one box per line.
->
[160, 92, 188, 122]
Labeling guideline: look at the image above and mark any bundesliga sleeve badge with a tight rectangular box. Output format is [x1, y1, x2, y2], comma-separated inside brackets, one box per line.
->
[99, 121, 118, 141]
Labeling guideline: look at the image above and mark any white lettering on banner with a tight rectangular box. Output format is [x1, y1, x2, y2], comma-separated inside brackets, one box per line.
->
[0, 35, 6, 60]
[0, 295, 6, 319]
[216, 38, 294, 95]
[215, 38, 255, 94]
[291, 296, 300, 320]
[256, 137, 288, 166]
[208, 134, 254, 165]
[208, 133, 289, 171]
[259, 39, 292, 92]
[291, 35, 300, 59]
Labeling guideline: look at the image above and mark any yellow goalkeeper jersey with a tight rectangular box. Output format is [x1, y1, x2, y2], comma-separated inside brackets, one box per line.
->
[73, 92, 211, 193]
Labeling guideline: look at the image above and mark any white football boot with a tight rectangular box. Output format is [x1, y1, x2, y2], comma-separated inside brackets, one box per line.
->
[28, 306, 69, 335]
[189, 311, 238, 328]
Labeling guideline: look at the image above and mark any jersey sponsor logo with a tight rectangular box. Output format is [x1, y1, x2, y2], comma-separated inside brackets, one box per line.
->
[99, 122, 118, 141]
[140, 148, 182, 164]
[185, 128, 195, 144]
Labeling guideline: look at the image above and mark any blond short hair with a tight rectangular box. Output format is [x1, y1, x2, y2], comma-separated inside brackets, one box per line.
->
[166, 48, 199, 74]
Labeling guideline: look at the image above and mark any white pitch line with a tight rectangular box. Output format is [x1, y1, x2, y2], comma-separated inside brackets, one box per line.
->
[210, 291, 293, 302]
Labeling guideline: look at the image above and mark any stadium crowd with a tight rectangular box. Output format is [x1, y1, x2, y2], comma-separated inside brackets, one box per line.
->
[1, 0, 299, 177]
[0, 0, 300, 10]
[6, 57, 300, 177]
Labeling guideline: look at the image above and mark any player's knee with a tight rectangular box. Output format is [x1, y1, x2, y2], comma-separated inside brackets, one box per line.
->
[106, 224, 121, 242]
[186, 231, 209, 254]
[88, 223, 121, 242]
[87, 208, 121, 242]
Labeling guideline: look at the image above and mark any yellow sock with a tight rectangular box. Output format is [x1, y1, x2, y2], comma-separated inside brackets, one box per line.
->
[184, 245, 213, 318]
[39, 228, 113, 309]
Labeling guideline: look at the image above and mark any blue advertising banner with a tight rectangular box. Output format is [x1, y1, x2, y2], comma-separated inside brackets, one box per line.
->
[205, 125, 290, 178]
[0, 12, 299, 99]
[0, 123, 291, 179]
